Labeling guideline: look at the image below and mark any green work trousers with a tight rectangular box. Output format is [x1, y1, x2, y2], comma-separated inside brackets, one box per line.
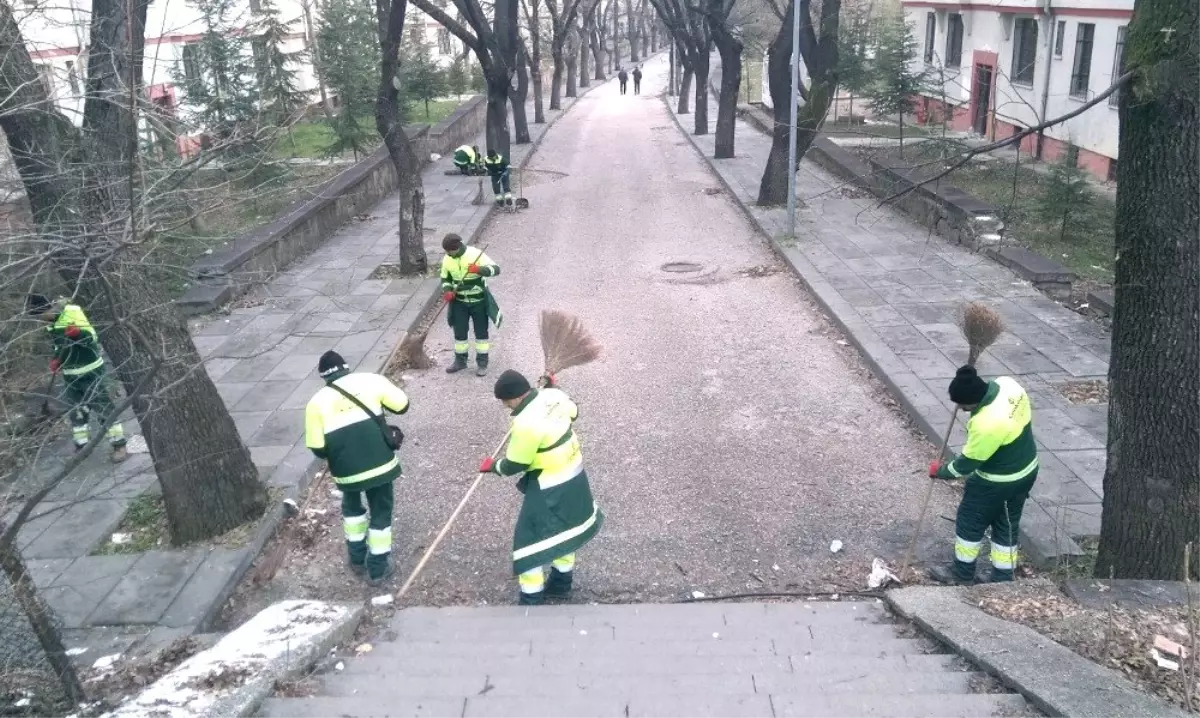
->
[341, 482, 395, 580]
[62, 367, 125, 449]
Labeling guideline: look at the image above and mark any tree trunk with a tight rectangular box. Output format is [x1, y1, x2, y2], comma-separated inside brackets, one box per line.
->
[529, 6, 546, 123]
[650, 20, 657, 52]
[0, 541, 86, 703]
[513, 44, 532, 143]
[485, 77, 512, 157]
[579, 20, 591, 87]
[566, 43, 579, 97]
[376, 0, 428, 275]
[626, 0, 639, 61]
[692, 49, 709, 135]
[756, 0, 840, 206]
[550, 49, 564, 109]
[612, 0, 620, 70]
[677, 63, 692, 113]
[0, 0, 270, 543]
[1095, 0, 1199, 581]
[591, 25, 606, 79]
[640, 14, 648, 57]
[712, 32, 742, 158]
[490, 0, 519, 153]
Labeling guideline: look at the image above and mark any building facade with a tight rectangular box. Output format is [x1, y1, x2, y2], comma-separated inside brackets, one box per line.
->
[902, 0, 1131, 181]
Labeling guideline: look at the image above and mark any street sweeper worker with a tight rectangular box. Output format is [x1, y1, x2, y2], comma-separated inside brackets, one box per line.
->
[452, 144, 484, 174]
[305, 351, 409, 584]
[927, 366, 1039, 584]
[27, 294, 127, 463]
[478, 370, 604, 605]
[484, 149, 513, 207]
[440, 233, 501, 376]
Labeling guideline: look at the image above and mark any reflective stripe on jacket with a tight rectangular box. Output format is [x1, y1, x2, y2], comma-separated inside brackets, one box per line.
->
[49, 304, 104, 375]
[947, 376, 1038, 482]
[497, 388, 582, 487]
[305, 372, 409, 489]
[440, 246, 499, 304]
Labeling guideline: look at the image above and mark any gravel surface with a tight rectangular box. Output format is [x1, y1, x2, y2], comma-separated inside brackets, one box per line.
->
[224, 60, 959, 622]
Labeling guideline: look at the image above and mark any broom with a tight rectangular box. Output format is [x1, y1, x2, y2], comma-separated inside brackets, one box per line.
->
[386, 241, 491, 372]
[898, 301, 1005, 581]
[395, 309, 602, 599]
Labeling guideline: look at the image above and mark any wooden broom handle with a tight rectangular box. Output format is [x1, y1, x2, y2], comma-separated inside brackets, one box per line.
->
[898, 407, 958, 581]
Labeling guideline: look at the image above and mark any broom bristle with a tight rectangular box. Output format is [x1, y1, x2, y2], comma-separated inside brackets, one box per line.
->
[957, 302, 1005, 366]
[391, 331, 434, 372]
[540, 309, 602, 376]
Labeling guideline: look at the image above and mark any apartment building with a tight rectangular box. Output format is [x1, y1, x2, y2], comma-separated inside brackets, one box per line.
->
[902, 0, 1131, 181]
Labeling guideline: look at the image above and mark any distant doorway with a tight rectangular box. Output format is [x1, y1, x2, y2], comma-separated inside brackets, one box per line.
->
[971, 64, 993, 136]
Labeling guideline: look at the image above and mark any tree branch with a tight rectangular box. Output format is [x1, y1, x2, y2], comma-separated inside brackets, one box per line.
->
[411, 0, 482, 51]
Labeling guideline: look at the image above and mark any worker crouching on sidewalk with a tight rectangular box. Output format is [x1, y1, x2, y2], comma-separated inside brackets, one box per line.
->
[305, 351, 410, 584]
[440, 234, 501, 376]
[928, 366, 1039, 584]
[479, 370, 604, 605]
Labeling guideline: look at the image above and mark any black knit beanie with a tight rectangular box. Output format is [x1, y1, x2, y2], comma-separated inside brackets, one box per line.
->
[948, 365, 988, 405]
[494, 370, 531, 401]
[442, 233, 464, 253]
[318, 350, 348, 378]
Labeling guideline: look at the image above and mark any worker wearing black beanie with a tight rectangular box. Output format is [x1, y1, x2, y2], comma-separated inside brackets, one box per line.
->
[926, 366, 1039, 586]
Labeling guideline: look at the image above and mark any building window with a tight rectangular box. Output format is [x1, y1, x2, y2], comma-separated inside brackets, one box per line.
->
[437, 27, 452, 55]
[181, 43, 201, 88]
[945, 13, 963, 67]
[924, 12, 936, 63]
[65, 60, 80, 93]
[1109, 26, 1127, 107]
[1106, 159, 1118, 182]
[1070, 22, 1095, 99]
[1054, 20, 1066, 57]
[1010, 18, 1038, 85]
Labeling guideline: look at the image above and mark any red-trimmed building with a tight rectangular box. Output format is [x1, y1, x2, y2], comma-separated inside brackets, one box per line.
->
[903, 0, 1131, 181]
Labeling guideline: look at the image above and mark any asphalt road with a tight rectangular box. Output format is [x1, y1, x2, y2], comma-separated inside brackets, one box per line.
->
[232, 58, 958, 616]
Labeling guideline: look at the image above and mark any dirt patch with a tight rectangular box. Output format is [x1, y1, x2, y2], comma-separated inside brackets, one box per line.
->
[92, 492, 169, 555]
[968, 581, 1199, 711]
[736, 264, 783, 279]
[367, 263, 408, 281]
[184, 664, 251, 691]
[1056, 379, 1109, 405]
[81, 637, 204, 713]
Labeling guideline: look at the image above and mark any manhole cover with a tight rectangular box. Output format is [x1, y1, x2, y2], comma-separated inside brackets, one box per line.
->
[662, 262, 703, 274]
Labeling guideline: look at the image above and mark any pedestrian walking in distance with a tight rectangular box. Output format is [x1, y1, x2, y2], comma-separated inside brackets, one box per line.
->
[632, 66, 642, 94]
[927, 366, 1039, 584]
[305, 351, 410, 584]
[478, 371, 604, 605]
[617, 67, 628, 95]
[27, 294, 128, 463]
[440, 233, 502, 376]
[484, 148, 513, 207]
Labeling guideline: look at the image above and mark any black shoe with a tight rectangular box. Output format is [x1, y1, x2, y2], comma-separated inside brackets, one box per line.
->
[544, 569, 573, 598]
[928, 562, 977, 585]
[348, 560, 366, 577]
[518, 590, 545, 606]
[988, 569, 1014, 583]
[367, 558, 394, 585]
[446, 354, 469, 374]
[475, 355, 489, 377]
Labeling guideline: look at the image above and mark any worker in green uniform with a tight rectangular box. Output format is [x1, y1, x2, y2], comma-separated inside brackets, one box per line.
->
[479, 370, 603, 605]
[452, 144, 484, 175]
[440, 233, 501, 376]
[305, 350, 410, 583]
[28, 294, 127, 463]
[927, 366, 1039, 584]
[483, 149, 513, 207]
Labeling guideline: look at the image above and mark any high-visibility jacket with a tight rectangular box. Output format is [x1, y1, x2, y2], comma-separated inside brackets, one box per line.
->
[441, 246, 499, 304]
[305, 372, 409, 491]
[453, 145, 478, 167]
[496, 388, 603, 575]
[941, 376, 1038, 482]
[49, 304, 104, 376]
[483, 152, 509, 178]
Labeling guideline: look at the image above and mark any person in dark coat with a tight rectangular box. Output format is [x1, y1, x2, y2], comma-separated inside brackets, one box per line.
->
[617, 68, 628, 95]
[632, 66, 642, 94]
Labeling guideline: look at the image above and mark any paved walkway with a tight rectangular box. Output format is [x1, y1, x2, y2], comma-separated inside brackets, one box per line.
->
[672, 65, 1112, 563]
[2, 95, 585, 665]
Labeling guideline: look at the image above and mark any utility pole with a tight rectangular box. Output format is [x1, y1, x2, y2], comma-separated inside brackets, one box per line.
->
[785, 0, 801, 237]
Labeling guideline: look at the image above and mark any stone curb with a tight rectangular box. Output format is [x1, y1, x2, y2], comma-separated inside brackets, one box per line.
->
[659, 90, 1084, 569]
[886, 586, 1188, 718]
[105, 600, 363, 718]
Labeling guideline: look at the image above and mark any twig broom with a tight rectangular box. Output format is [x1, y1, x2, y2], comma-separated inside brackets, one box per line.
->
[898, 301, 1005, 581]
[396, 309, 602, 598]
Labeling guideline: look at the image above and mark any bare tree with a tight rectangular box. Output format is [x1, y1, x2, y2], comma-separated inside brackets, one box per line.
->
[589, 0, 607, 79]
[521, 0, 547, 123]
[649, 0, 711, 133]
[626, 0, 640, 61]
[546, 0, 584, 109]
[704, 0, 740, 157]
[513, 41, 532, 142]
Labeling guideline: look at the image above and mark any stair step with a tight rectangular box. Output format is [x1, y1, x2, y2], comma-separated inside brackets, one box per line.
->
[333, 653, 960, 681]
[397, 601, 886, 623]
[316, 669, 980, 699]
[261, 692, 1026, 718]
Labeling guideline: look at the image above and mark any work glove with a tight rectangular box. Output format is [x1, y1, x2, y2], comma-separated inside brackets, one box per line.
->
[479, 456, 496, 474]
[64, 324, 81, 339]
[49, 359, 62, 373]
[467, 263, 480, 274]
[442, 291, 455, 303]
[928, 460, 941, 479]
[540, 373, 556, 388]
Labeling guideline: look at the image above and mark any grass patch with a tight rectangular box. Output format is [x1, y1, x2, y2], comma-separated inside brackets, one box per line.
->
[821, 119, 932, 140]
[93, 491, 168, 554]
[1041, 535, 1100, 581]
[273, 100, 463, 160]
[860, 141, 1116, 284]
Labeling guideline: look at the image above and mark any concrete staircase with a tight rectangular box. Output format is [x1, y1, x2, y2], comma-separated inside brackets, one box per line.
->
[260, 601, 1030, 717]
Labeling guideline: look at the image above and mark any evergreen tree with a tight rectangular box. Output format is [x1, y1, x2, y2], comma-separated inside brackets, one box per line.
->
[402, 39, 448, 120]
[314, 0, 379, 158]
[252, 0, 307, 127]
[865, 13, 926, 156]
[446, 56, 469, 99]
[837, 4, 872, 123]
[1036, 148, 1094, 242]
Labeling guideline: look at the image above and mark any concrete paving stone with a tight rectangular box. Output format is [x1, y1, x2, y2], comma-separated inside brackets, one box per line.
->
[268, 444, 318, 488]
[1030, 470, 1102, 509]
[333, 329, 386, 356]
[230, 411, 272, 442]
[754, 670, 974, 694]
[1053, 448, 1106, 495]
[22, 498, 128, 559]
[250, 444, 292, 472]
[231, 380, 297, 412]
[260, 696, 465, 718]
[384, 277, 423, 295]
[822, 239, 870, 261]
[158, 547, 248, 629]
[872, 284, 929, 305]
[242, 312, 301, 337]
[1063, 403, 1108, 443]
[912, 322, 964, 348]
[888, 268, 942, 288]
[280, 378, 325, 410]
[772, 692, 1027, 717]
[214, 381, 257, 407]
[190, 335, 226, 358]
[25, 557, 74, 588]
[45, 468, 156, 504]
[938, 346, 1013, 378]
[348, 651, 793, 677]
[874, 254, 928, 271]
[1031, 342, 1109, 378]
[835, 287, 888, 308]
[335, 294, 380, 311]
[313, 313, 363, 334]
[873, 323, 934, 353]
[823, 272, 872, 291]
[40, 554, 138, 629]
[962, 261, 1021, 285]
[202, 357, 240, 382]
[894, 302, 957, 326]
[854, 305, 910, 327]
[841, 256, 890, 276]
[627, 695, 774, 718]
[219, 352, 289, 383]
[298, 295, 336, 314]
[288, 334, 338, 354]
[898, 349, 961, 380]
[87, 549, 206, 626]
[351, 279, 393, 296]
[264, 353, 325, 382]
[192, 315, 252, 336]
[1032, 408, 1105, 451]
[247, 409, 305, 448]
[463, 695, 628, 718]
[211, 330, 281, 358]
[987, 341, 1064, 375]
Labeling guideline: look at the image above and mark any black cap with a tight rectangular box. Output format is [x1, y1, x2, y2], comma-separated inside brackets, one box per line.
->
[442, 233, 464, 253]
[494, 370, 531, 401]
[948, 365, 988, 405]
[318, 350, 348, 378]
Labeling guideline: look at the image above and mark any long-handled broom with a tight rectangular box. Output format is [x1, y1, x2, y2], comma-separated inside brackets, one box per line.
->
[898, 301, 1005, 581]
[395, 309, 602, 599]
